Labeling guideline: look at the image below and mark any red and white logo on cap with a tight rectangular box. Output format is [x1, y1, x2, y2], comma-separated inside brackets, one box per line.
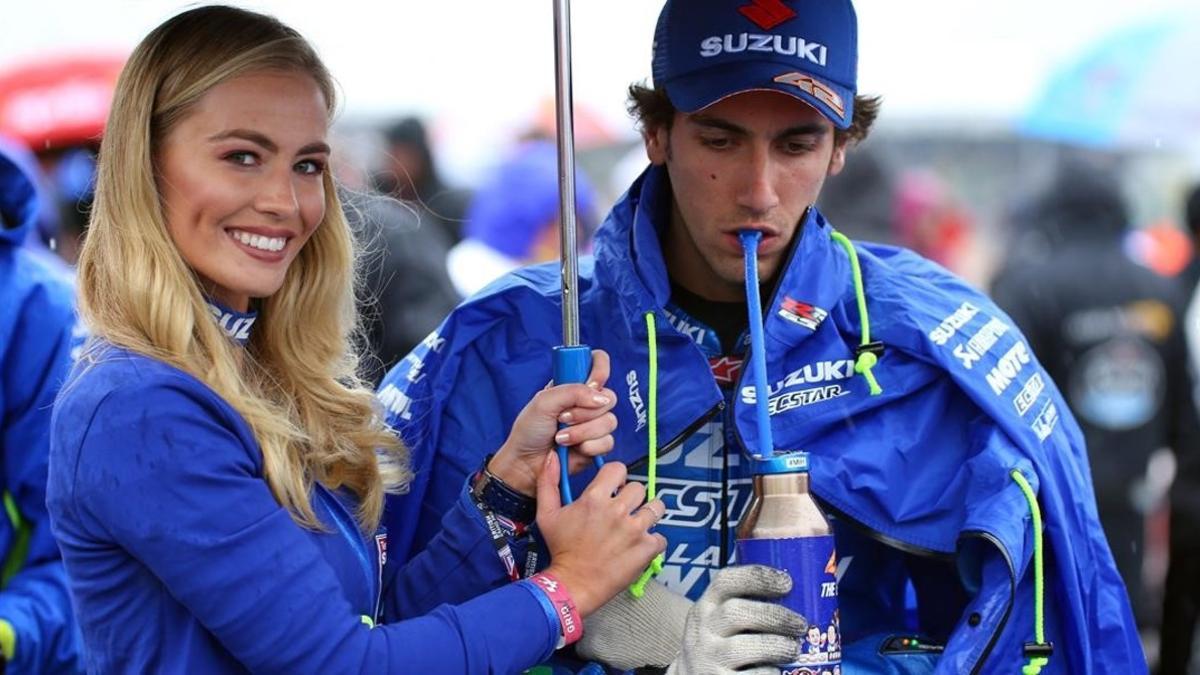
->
[739, 0, 796, 30]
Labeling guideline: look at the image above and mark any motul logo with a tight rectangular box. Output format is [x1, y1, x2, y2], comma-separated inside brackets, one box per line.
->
[739, 0, 796, 30]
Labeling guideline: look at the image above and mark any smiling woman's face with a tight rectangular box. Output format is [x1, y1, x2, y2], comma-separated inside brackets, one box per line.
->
[156, 69, 330, 312]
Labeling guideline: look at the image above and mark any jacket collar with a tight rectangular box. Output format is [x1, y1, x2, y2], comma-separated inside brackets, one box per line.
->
[206, 299, 258, 346]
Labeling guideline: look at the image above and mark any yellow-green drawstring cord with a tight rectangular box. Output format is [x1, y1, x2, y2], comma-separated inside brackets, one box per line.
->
[829, 231, 883, 396]
[1011, 469, 1052, 674]
[630, 311, 664, 597]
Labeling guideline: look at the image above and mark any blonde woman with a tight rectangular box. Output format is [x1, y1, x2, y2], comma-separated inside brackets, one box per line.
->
[46, 6, 665, 673]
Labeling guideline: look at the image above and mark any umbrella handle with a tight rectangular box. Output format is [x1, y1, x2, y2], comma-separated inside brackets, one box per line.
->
[553, 345, 602, 505]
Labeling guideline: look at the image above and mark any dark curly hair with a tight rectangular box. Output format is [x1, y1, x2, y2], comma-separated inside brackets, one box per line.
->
[627, 83, 881, 147]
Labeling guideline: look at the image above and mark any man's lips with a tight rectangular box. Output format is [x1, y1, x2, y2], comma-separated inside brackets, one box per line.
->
[724, 229, 783, 254]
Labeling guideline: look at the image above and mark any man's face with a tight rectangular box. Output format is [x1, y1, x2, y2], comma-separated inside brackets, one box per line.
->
[646, 90, 846, 302]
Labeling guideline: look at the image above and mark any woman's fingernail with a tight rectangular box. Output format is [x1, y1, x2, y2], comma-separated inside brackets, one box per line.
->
[593, 395, 610, 406]
[555, 431, 570, 444]
[558, 411, 573, 423]
[587, 380, 600, 390]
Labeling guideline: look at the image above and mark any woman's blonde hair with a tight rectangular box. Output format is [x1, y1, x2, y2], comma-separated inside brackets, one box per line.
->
[77, 5, 409, 532]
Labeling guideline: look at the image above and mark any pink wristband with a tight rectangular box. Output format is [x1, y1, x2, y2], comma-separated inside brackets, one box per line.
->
[529, 572, 583, 646]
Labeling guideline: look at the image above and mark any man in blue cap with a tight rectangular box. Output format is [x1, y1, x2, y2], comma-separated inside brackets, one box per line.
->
[380, 1, 1144, 672]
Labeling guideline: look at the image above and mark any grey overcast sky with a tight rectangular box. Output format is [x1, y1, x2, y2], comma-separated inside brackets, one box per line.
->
[2, 1, 1195, 175]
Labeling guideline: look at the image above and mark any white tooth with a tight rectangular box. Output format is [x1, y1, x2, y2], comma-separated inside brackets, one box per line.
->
[272, 238, 284, 251]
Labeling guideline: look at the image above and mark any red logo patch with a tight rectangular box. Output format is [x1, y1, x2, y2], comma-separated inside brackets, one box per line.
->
[779, 297, 829, 331]
[709, 355, 745, 386]
[738, 0, 796, 30]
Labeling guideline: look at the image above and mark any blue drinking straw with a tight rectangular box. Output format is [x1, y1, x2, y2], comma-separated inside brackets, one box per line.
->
[739, 231, 774, 459]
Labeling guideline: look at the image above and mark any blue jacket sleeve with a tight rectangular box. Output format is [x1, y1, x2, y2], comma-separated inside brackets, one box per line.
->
[0, 277, 82, 673]
[66, 378, 556, 673]
[386, 486, 542, 620]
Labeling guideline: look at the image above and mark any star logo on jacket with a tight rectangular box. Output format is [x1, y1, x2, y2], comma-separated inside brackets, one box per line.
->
[778, 297, 828, 331]
[739, 0, 796, 30]
[709, 355, 745, 385]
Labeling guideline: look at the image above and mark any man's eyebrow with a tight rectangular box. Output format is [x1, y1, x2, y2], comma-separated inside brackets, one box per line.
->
[207, 129, 330, 156]
[689, 116, 829, 140]
[777, 123, 829, 139]
[689, 115, 748, 135]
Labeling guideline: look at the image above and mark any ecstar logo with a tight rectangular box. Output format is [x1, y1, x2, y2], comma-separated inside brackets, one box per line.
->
[739, 0, 796, 30]
[742, 384, 849, 415]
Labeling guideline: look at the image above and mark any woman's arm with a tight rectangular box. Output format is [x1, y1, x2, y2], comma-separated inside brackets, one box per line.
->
[65, 377, 557, 673]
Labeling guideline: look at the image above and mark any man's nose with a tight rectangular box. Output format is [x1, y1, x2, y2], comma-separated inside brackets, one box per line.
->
[736, 145, 780, 216]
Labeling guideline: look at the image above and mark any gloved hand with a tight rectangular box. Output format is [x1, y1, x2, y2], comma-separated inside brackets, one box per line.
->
[576, 565, 805, 674]
[575, 578, 690, 670]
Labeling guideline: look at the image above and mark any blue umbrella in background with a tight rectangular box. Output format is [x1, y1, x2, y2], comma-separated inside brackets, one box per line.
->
[1021, 12, 1200, 151]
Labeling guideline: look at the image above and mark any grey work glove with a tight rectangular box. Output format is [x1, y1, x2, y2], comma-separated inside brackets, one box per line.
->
[576, 578, 690, 670]
[576, 565, 805, 674]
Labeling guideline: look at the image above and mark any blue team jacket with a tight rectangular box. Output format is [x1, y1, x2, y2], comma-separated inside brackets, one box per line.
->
[380, 165, 1144, 674]
[0, 147, 83, 672]
[47, 346, 560, 673]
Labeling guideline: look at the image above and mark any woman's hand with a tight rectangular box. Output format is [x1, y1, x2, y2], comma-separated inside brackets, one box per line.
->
[488, 350, 618, 496]
[536, 453, 668, 617]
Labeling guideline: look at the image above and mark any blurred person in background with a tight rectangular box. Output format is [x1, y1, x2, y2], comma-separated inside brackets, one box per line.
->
[1161, 181, 1200, 674]
[0, 137, 83, 672]
[991, 159, 1198, 640]
[891, 169, 979, 281]
[445, 137, 598, 297]
[0, 54, 121, 267]
[373, 116, 470, 245]
[814, 143, 895, 244]
[345, 190, 461, 384]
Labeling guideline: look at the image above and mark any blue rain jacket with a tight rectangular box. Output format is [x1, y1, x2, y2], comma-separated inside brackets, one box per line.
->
[47, 346, 561, 673]
[380, 166, 1144, 674]
[0, 147, 83, 672]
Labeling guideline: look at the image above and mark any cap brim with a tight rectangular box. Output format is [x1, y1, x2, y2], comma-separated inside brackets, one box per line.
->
[664, 61, 854, 130]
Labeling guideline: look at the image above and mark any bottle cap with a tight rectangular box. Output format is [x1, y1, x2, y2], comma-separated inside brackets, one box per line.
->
[750, 451, 809, 475]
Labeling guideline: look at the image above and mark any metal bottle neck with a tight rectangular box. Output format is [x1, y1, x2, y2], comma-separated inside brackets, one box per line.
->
[758, 471, 811, 496]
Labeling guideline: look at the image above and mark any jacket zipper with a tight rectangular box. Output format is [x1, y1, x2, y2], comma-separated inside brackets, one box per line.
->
[315, 486, 380, 620]
[960, 530, 1015, 675]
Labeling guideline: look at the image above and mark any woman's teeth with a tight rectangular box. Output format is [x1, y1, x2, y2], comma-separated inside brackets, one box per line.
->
[231, 230, 286, 252]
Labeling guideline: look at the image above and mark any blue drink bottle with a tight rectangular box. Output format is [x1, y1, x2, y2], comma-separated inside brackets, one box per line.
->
[736, 452, 841, 674]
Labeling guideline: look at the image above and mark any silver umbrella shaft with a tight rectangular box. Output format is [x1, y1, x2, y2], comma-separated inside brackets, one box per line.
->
[553, 0, 581, 347]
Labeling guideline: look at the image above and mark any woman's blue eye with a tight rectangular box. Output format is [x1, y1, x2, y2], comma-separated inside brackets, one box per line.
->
[296, 159, 325, 175]
[225, 151, 257, 166]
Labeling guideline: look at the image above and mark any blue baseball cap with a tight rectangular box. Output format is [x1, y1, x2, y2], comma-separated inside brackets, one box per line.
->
[651, 0, 858, 129]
